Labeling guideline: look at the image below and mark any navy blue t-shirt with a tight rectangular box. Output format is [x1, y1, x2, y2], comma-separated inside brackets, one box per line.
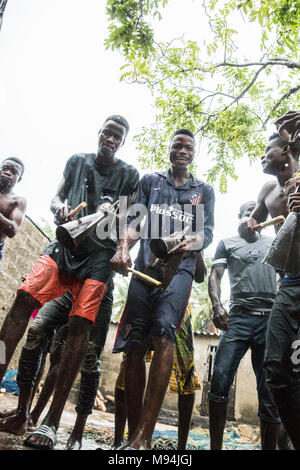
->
[127, 170, 215, 275]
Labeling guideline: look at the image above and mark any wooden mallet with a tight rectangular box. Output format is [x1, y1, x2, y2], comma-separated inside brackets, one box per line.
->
[252, 215, 285, 231]
[68, 202, 87, 219]
[128, 267, 162, 287]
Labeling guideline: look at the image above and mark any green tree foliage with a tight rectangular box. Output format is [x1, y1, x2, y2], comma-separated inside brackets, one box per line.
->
[37, 217, 55, 240]
[189, 257, 214, 332]
[105, 0, 169, 57]
[111, 274, 130, 322]
[106, 0, 300, 191]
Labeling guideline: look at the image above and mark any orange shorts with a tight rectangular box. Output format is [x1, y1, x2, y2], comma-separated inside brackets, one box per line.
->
[19, 255, 107, 323]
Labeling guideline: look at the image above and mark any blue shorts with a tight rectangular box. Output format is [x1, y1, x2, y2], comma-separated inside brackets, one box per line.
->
[208, 307, 280, 424]
[113, 269, 193, 353]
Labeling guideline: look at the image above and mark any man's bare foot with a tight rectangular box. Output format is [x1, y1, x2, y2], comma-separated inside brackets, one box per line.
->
[0, 414, 27, 436]
[112, 443, 123, 449]
[119, 439, 150, 450]
[96, 443, 123, 450]
[27, 415, 37, 432]
[65, 433, 82, 450]
[24, 424, 57, 450]
[0, 408, 17, 419]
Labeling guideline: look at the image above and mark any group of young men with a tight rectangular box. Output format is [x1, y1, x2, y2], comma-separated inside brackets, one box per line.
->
[0, 110, 299, 450]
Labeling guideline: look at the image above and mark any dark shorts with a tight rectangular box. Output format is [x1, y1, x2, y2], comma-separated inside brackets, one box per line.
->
[113, 269, 193, 353]
[208, 307, 280, 423]
[264, 283, 300, 410]
[20, 286, 114, 413]
[27, 286, 114, 355]
[115, 305, 201, 395]
[19, 254, 111, 323]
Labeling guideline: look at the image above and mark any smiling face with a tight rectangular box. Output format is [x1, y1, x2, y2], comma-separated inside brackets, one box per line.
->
[261, 137, 290, 175]
[0, 159, 23, 192]
[169, 134, 196, 170]
[97, 120, 127, 160]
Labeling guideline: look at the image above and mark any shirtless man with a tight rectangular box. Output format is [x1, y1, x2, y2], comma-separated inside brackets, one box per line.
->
[239, 110, 300, 449]
[0, 157, 27, 268]
[239, 136, 299, 242]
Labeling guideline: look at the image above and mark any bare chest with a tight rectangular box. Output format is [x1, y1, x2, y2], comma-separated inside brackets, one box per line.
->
[264, 185, 294, 220]
[0, 194, 17, 218]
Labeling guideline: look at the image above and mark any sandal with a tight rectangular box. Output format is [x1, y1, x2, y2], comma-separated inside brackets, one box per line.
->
[23, 424, 57, 450]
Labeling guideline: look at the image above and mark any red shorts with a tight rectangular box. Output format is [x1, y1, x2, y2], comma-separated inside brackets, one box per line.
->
[19, 255, 107, 324]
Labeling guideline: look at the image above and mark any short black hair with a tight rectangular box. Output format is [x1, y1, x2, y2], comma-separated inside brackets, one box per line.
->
[171, 128, 195, 141]
[2, 157, 25, 177]
[101, 115, 130, 136]
[239, 201, 256, 217]
[268, 132, 300, 160]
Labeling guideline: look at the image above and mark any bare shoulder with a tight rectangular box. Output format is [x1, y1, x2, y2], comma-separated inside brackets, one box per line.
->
[258, 180, 277, 201]
[12, 194, 27, 212]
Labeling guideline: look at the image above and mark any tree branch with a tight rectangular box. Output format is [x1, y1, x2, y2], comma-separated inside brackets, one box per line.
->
[216, 59, 300, 70]
[223, 64, 267, 111]
[263, 84, 300, 127]
[195, 65, 268, 133]
[175, 58, 300, 75]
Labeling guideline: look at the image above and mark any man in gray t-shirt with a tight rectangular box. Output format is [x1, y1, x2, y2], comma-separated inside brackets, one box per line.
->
[207, 201, 280, 450]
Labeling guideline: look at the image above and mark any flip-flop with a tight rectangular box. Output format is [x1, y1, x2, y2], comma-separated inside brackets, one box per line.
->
[23, 424, 57, 450]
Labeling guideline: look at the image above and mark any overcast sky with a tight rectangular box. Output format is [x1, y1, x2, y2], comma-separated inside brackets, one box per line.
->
[0, 0, 276, 268]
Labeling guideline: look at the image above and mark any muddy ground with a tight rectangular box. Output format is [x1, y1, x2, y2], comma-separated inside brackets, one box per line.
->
[0, 393, 180, 451]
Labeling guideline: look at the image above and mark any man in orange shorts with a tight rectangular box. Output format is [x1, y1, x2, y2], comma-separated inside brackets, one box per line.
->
[0, 115, 139, 449]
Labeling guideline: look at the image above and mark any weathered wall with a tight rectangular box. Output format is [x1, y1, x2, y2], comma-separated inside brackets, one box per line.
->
[99, 323, 125, 394]
[0, 216, 50, 366]
[235, 351, 259, 424]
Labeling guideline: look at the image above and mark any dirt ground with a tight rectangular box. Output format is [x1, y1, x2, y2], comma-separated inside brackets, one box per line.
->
[0, 393, 179, 450]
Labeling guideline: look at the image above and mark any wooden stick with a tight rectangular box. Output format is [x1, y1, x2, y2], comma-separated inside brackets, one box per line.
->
[128, 268, 161, 287]
[252, 215, 285, 231]
[69, 202, 87, 218]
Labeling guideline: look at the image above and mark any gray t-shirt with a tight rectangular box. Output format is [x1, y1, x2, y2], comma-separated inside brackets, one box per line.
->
[212, 234, 277, 312]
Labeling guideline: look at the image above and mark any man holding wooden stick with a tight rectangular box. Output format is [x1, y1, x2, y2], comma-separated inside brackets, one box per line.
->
[0, 115, 139, 449]
[110, 128, 215, 449]
[238, 111, 300, 449]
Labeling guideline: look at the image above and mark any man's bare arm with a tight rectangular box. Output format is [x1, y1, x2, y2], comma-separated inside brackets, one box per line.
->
[208, 265, 229, 331]
[194, 252, 207, 283]
[251, 182, 275, 222]
[50, 177, 72, 225]
[110, 227, 139, 276]
[0, 196, 27, 238]
[238, 182, 274, 241]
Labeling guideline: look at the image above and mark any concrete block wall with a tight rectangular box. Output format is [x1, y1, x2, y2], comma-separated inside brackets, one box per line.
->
[0, 216, 50, 366]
